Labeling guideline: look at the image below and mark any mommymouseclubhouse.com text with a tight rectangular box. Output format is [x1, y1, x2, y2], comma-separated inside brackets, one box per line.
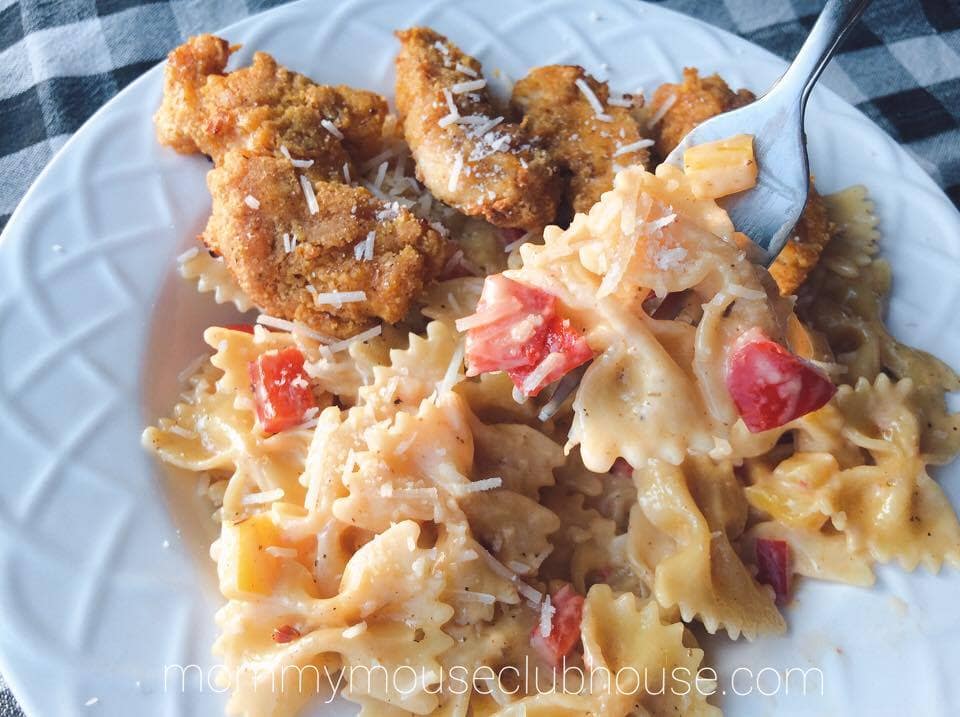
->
[163, 659, 825, 701]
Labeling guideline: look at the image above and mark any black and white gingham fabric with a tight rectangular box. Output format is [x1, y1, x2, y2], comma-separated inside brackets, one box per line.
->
[0, 0, 958, 713]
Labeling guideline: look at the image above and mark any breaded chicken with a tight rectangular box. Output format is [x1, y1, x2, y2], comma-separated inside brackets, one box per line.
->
[768, 186, 833, 295]
[647, 68, 832, 294]
[204, 152, 450, 337]
[645, 68, 755, 163]
[512, 65, 649, 217]
[155, 34, 388, 179]
[394, 27, 560, 231]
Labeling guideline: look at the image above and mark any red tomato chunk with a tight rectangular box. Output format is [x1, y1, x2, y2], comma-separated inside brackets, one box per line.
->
[225, 323, 256, 334]
[726, 327, 836, 432]
[530, 584, 585, 668]
[249, 347, 316, 434]
[459, 275, 592, 397]
[755, 538, 791, 605]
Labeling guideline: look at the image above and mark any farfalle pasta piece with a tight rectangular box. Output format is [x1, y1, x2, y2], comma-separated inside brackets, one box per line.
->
[628, 458, 785, 639]
[420, 277, 485, 323]
[743, 521, 874, 587]
[831, 375, 960, 571]
[144, 327, 318, 517]
[333, 393, 474, 533]
[580, 584, 721, 717]
[360, 320, 463, 416]
[178, 250, 256, 312]
[469, 417, 564, 499]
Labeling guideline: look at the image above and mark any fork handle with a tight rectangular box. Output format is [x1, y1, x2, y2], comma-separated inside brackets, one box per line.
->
[771, 0, 872, 108]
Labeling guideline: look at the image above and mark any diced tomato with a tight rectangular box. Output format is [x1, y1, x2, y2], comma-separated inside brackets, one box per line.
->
[225, 323, 256, 333]
[249, 347, 316, 434]
[460, 275, 593, 397]
[755, 539, 791, 605]
[726, 327, 836, 432]
[530, 585, 585, 668]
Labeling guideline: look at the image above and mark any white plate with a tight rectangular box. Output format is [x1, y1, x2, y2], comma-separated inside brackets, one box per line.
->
[1, 0, 958, 715]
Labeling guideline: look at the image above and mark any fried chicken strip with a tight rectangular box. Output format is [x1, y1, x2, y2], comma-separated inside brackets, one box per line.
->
[645, 68, 755, 164]
[205, 152, 449, 337]
[512, 65, 649, 217]
[647, 68, 832, 294]
[155, 34, 388, 179]
[394, 27, 560, 231]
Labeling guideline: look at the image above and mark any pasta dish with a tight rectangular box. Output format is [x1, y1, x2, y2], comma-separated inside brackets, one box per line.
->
[143, 27, 960, 717]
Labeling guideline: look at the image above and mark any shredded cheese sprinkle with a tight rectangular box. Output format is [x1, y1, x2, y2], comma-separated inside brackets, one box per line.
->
[575, 78, 612, 122]
[244, 194, 260, 209]
[280, 145, 314, 168]
[241, 488, 285, 506]
[320, 119, 344, 139]
[613, 138, 655, 157]
[456, 476, 502, 494]
[539, 595, 555, 637]
[256, 314, 336, 345]
[451, 79, 487, 94]
[312, 290, 367, 307]
[448, 153, 464, 192]
[299, 175, 319, 215]
[647, 93, 677, 127]
[326, 324, 383, 354]
[455, 63, 478, 77]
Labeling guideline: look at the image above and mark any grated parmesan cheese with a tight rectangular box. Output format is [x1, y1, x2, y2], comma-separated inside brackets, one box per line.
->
[448, 153, 464, 192]
[539, 595, 555, 637]
[479, 546, 543, 604]
[280, 145, 314, 168]
[312, 290, 367, 307]
[613, 138, 655, 157]
[521, 352, 565, 395]
[647, 93, 676, 127]
[299, 175, 319, 215]
[325, 324, 383, 354]
[608, 94, 633, 107]
[256, 314, 336, 345]
[282, 232, 293, 253]
[451, 78, 487, 94]
[575, 78, 612, 122]
[320, 119, 344, 139]
[342, 162, 351, 183]
[455, 63, 478, 77]
[363, 231, 377, 261]
[438, 340, 465, 395]
[241, 488, 285, 506]
[244, 194, 260, 209]
[454, 476, 502, 494]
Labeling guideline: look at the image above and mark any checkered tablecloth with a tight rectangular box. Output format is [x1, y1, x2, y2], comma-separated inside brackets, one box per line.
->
[0, 0, 958, 713]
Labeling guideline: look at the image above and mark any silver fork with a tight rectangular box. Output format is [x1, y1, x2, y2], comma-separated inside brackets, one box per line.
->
[665, 0, 871, 261]
[537, 0, 871, 421]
